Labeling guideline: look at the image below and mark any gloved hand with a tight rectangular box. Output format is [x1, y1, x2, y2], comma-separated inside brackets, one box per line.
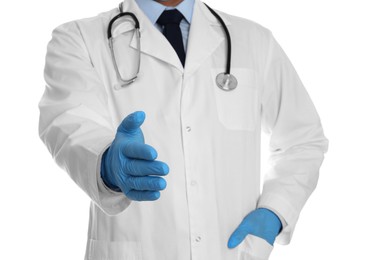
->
[101, 111, 169, 201]
[228, 208, 282, 248]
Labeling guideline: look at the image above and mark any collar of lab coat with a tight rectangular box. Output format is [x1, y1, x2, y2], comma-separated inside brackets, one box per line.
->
[116, 0, 231, 74]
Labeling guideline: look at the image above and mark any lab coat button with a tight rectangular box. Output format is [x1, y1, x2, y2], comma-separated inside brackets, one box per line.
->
[186, 126, 192, 132]
[191, 180, 197, 186]
[195, 236, 202, 242]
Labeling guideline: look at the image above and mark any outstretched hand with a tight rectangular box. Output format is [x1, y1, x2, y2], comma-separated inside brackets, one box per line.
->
[101, 111, 169, 201]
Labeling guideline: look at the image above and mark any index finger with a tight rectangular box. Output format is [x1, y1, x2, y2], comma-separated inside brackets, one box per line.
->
[122, 142, 158, 161]
[123, 159, 170, 176]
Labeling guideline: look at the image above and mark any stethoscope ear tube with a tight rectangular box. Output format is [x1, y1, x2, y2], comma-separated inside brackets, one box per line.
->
[108, 3, 141, 88]
[107, 12, 140, 39]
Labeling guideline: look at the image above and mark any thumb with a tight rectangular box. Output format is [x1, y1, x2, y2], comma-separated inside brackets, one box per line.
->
[227, 221, 249, 249]
[118, 111, 146, 134]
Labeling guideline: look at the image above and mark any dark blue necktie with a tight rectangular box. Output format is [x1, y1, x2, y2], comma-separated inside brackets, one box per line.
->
[157, 9, 186, 67]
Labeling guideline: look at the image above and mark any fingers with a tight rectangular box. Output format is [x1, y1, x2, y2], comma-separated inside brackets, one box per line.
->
[118, 111, 145, 134]
[124, 159, 169, 176]
[227, 221, 249, 249]
[121, 167, 168, 202]
[124, 190, 161, 201]
[127, 176, 167, 191]
[122, 142, 158, 160]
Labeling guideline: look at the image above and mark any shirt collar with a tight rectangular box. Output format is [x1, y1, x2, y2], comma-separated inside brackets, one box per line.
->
[135, 0, 195, 25]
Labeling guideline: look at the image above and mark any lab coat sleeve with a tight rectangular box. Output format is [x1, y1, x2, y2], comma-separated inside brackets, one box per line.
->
[38, 21, 131, 215]
[257, 31, 329, 245]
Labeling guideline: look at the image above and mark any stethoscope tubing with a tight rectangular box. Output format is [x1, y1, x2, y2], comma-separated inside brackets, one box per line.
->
[107, 2, 236, 90]
[203, 3, 232, 75]
[107, 12, 140, 39]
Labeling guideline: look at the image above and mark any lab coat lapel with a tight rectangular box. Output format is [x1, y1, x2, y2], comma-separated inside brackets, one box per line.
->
[123, 0, 184, 72]
[120, 0, 230, 74]
[184, 0, 230, 76]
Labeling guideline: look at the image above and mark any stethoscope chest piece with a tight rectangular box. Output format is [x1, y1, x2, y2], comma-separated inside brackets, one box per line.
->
[216, 73, 238, 91]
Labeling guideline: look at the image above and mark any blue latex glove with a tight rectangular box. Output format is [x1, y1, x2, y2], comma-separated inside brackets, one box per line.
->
[228, 208, 282, 248]
[101, 111, 169, 201]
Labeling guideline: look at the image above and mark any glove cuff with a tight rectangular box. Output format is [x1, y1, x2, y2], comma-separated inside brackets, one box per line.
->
[100, 147, 122, 192]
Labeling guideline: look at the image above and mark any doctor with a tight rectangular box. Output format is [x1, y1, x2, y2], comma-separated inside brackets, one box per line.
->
[39, 0, 328, 259]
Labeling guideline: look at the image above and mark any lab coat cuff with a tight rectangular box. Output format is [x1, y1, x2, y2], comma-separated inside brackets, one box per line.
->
[93, 138, 131, 216]
[257, 193, 299, 245]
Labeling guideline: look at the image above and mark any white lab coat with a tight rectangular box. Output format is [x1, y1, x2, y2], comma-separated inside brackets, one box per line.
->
[39, 0, 328, 259]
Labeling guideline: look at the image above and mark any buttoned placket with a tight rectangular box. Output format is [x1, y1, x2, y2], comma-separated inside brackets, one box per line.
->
[179, 71, 204, 260]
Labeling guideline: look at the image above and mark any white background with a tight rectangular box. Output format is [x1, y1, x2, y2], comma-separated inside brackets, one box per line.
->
[0, 0, 389, 259]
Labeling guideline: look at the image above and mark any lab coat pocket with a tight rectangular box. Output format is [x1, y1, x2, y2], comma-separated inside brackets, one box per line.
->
[87, 239, 141, 260]
[212, 68, 258, 131]
[238, 234, 274, 260]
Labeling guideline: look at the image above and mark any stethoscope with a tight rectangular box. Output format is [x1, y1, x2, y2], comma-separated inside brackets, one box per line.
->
[108, 1, 238, 91]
